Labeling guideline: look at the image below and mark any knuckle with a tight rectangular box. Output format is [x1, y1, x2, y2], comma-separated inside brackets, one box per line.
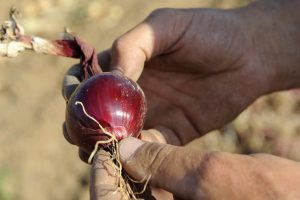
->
[169, 148, 217, 198]
[147, 8, 172, 20]
[195, 151, 224, 185]
[112, 37, 129, 52]
[142, 143, 175, 176]
[196, 151, 222, 177]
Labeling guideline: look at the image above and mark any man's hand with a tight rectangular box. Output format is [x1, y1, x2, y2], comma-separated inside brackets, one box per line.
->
[97, 0, 300, 146]
[91, 137, 300, 200]
[98, 7, 270, 146]
[63, 0, 300, 157]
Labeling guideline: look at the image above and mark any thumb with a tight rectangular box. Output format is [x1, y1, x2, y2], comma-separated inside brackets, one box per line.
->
[119, 137, 206, 199]
[110, 9, 191, 81]
[110, 22, 154, 81]
[90, 149, 123, 200]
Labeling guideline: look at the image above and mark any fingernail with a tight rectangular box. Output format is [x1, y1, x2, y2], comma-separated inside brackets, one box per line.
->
[119, 137, 144, 162]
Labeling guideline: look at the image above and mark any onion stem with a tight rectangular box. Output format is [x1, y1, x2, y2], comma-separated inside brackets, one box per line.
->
[0, 8, 81, 58]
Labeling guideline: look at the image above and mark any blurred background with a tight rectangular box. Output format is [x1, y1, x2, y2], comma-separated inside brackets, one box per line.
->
[0, 0, 299, 199]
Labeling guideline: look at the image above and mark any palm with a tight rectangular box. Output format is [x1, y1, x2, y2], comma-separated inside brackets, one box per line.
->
[138, 10, 262, 144]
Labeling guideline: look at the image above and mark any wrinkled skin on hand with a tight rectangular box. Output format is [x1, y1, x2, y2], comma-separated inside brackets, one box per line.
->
[64, 7, 266, 159]
[99, 8, 268, 145]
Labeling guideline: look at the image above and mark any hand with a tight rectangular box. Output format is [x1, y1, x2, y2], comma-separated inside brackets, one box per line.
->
[62, 6, 259, 163]
[98, 0, 300, 145]
[91, 137, 300, 200]
[98, 7, 270, 145]
[63, 1, 300, 157]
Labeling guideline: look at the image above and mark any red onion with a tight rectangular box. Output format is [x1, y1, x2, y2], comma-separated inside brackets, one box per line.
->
[65, 72, 147, 154]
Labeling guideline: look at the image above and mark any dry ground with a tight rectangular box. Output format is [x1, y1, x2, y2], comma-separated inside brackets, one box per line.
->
[0, 1, 299, 200]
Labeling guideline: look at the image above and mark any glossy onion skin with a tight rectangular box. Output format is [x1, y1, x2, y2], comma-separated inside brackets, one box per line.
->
[66, 72, 146, 153]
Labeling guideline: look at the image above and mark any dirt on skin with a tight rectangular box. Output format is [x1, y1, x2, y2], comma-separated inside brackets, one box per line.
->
[1, 0, 300, 200]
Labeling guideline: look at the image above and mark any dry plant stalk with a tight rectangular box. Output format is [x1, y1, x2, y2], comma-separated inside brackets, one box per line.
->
[0, 7, 100, 80]
[0, 7, 81, 58]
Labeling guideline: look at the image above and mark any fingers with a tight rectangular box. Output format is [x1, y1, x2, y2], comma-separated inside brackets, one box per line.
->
[63, 122, 178, 163]
[139, 129, 167, 144]
[109, 9, 171, 81]
[62, 49, 111, 100]
[79, 149, 90, 163]
[63, 121, 90, 163]
[140, 127, 181, 145]
[110, 22, 154, 81]
[62, 64, 82, 100]
[97, 49, 111, 72]
[90, 149, 123, 200]
[90, 149, 158, 200]
[109, 9, 196, 81]
[62, 122, 74, 145]
[119, 137, 206, 199]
